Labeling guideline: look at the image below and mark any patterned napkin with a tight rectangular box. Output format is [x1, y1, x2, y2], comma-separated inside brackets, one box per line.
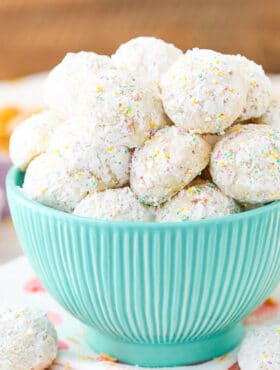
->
[1, 257, 280, 370]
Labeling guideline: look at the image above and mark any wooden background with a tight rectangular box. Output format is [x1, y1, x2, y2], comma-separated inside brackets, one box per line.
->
[0, 0, 280, 78]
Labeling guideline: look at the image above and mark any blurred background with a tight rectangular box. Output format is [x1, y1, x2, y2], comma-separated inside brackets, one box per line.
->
[0, 0, 280, 263]
[0, 0, 280, 78]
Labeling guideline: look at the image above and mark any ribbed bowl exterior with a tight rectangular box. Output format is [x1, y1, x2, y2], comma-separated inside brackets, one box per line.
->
[6, 168, 280, 346]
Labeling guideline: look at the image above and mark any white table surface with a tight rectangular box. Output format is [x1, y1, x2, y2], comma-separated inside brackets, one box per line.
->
[0, 256, 280, 370]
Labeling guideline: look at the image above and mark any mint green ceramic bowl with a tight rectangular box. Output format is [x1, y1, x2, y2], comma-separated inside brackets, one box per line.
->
[6, 167, 280, 367]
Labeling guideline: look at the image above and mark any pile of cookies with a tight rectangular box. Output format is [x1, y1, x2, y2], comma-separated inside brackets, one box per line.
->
[10, 37, 280, 222]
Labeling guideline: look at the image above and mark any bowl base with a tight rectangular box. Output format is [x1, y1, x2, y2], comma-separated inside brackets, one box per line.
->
[86, 322, 244, 367]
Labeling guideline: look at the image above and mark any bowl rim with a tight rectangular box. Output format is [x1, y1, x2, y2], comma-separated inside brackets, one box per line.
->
[6, 166, 280, 230]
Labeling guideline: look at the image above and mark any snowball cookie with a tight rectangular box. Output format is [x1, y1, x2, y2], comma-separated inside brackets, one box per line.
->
[130, 126, 211, 206]
[233, 55, 271, 121]
[160, 48, 247, 134]
[23, 153, 85, 212]
[210, 124, 280, 204]
[238, 326, 280, 370]
[74, 187, 154, 222]
[258, 100, 280, 129]
[9, 111, 61, 170]
[156, 180, 240, 222]
[44, 51, 113, 119]
[76, 68, 169, 148]
[0, 306, 57, 370]
[112, 36, 182, 90]
[47, 121, 130, 192]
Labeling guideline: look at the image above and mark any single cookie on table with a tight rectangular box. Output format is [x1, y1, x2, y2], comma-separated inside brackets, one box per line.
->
[112, 36, 182, 92]
[9, 111, 61, 170]
[44, 51, 113, 119]
[160, 48, 247, 134]
[74, 187, 154, 222]
[257, 100, 280, 129]
[130, 126, 211, 206]
[47, 120, 131, 192]
[23, 153, 86, 212]
[75, 68, 170, 148]
[232, 55, 271, 121]
[238, 326, 280, 370]
[210, 124, 280, 204]
[0, 307, 57, 370]
[156, 180, 240, 222]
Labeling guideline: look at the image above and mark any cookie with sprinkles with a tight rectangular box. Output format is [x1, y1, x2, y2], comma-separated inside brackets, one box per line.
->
[112, 36, 182, 92]
[75, 68, 169, 148]
[130, 126, 211, 206]
[257, 99, 280, 129]
[156, 180, 240, 222]
[233, 54, 272, 121]
[74, 187, 154, 221]
[9, 111, 61, 170]
[47, 120, 131, 193]
[23, 153, 86, 212]
[44, 51, 113, 119]
[210, 124, 280, 204]
[0, 306, 57, 370]
[160, 48, 247, 134]
[238, 326, 280, 370]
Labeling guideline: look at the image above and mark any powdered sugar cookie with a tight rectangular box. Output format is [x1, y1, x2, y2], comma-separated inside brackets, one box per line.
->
[156, 180, 240, 221]
[233, 55, 271, 120]
[75, 68, 169, 147]
[23, 153, 85, 212]
[210, 124, 280, 204]
[0, 306, 57, 370]
[9, 111, 61, 170]
[48, 121, 131, 192]
[74, 187, 154, 221]
[112, 36, 182, 91]
[44, 51, 113, 119]
[160, 48, 247, 134]
[130, 126, 210, 205]
[238, 326, 280, 370]
[257, 100, 280, 129]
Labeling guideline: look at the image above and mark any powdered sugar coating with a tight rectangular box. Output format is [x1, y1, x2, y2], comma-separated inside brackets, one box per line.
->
[238, 326, 280, 370]
[210, 124, 280, 203]
[9, 111, 61, 170]
[75, 68, 169, 148]
[258, 100, 280, 129]
[156, 180, 240, 222]
[44, 51, 113, 119]
[47, 121, 131, 192]
[74, 187, 154, 221]
[130, 126, 211, 206]
[23, 153, 85, 212]
[112, 36, 182, 91]
[160, 48, 247, 134]
[0, 307, 57, 370]
[233, 55, 272, 120]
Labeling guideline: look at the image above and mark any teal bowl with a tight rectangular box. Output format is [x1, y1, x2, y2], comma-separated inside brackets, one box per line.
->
[6, 167, 280, 367]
